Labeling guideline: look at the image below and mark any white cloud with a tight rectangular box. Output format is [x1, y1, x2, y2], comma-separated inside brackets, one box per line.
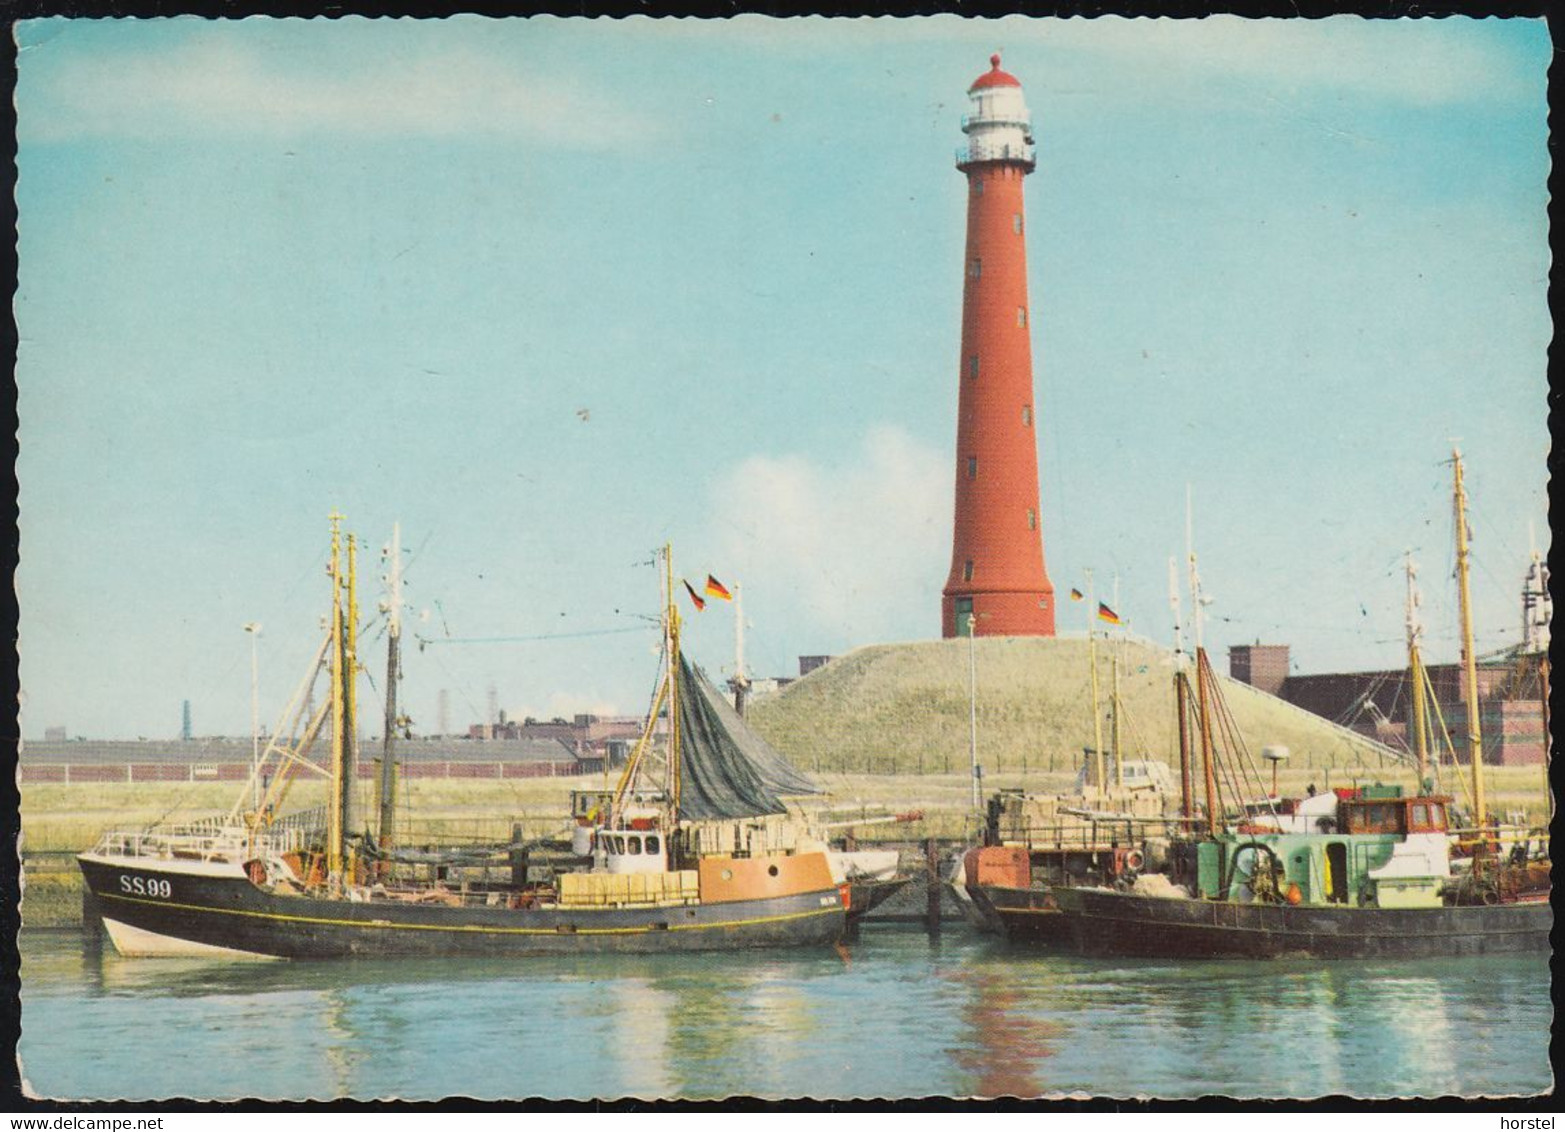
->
[626, 14, 1538, 108]
[1041, 16, 1540, 107]
[709, 425, 950, 646]
[21, 27, 668, 146]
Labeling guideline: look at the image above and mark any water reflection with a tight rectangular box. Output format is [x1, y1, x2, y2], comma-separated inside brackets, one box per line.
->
[945, 952, 1062, 1098]
[18, 930, 1555, 1102]
[1372, 974, 1456, 1096]
[605, 977, 675, 1099]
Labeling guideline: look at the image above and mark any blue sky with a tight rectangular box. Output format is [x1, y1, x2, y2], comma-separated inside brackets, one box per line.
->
[16, 17, 1550, 740]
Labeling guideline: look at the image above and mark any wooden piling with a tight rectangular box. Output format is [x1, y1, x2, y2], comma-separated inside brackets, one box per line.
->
[924, 837, 941, 937]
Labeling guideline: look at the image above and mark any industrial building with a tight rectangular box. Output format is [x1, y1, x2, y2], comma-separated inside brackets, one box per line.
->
[1228, 643, 1548, 767]
[1228, 550, 1550, 767]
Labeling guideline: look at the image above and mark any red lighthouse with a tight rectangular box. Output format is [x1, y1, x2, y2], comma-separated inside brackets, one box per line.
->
[942, 54, 1057, 639]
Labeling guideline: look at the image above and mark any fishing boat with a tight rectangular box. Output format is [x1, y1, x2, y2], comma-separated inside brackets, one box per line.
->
[959, 770, 1176, 943]
[959, 570, 1183, 943]
[77, 521, 846, 959]
[1051, 451, 1552, 959]
[708, 576, 916, 920]
[1050, 783, 1550, 959]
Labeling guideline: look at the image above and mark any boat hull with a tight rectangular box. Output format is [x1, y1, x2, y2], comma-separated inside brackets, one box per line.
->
[1052, 885, 1553, 960]
[967, 884, 1072, 946]
[79, 854, 846, 959]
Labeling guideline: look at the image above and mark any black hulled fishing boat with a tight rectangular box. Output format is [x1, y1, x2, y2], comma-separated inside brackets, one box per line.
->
[78, 525, 846, 959]
[1050, 451, 1552, 960]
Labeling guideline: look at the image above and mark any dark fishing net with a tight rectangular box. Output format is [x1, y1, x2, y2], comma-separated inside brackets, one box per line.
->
[673, 655, 822, 820]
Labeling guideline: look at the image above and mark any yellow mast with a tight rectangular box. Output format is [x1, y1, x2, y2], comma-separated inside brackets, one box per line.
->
[327, 512, 345, 881]
[1452, 448, 1487, 838]
[610, 543, 681, 822]
[1111, 654, 1123, 790]
[1405, 551, 1431, 788]
[665, 543, 681, 815]
[1409, 645, 1432, 788]
[342, 533, 360, 881]
[1540, 655, 1552, 827]
[1196, 647, 1219, 837]
[1085, 569, 1105, 792]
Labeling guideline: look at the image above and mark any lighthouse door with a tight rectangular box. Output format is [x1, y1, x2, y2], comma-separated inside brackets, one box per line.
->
[954, 598, 974, 637]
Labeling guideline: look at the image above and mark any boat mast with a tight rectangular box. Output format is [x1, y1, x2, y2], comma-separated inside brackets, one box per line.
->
[1523, 524, 1551, 825]
[1540, 654, 1552, 826]
[1187, 489, 1217, 834]
[732, 580, 749, 717]
[341, 533, 360, 880]
[327, 513, 346, 881]
[1170, 556, 1194, 821]
[1452, 448, 1487, 838]
[1085, 568, 1105, 792]
[1111, 654, 1123, 790]
[1195, 647, 1220, 837]
[378, 522, 402, 867]
[665, 544, 682, 817]
[1405, 550, 1431, 788]
[609, 546, 679, 824]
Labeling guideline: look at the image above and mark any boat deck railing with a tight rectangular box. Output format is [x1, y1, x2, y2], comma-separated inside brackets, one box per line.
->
[90, 806, 329, 862]
[1000, 820, 1157, 853]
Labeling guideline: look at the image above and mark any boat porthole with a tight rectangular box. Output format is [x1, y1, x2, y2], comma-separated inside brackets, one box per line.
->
[687, 909, 697, 917]
[721, 868, 734, 881]
[768, 865, 779, 877]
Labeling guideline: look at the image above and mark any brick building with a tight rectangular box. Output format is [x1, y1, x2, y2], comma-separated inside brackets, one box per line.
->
[1228, 644, 1548, 766]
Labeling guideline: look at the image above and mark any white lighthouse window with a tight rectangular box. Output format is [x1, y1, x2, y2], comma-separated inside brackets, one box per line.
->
[968, 356, 980, 380]
[969, 259, 982, 279]
[1027, 509, 1037, 531]
[1022, 405, 1032, 425]
[963, 560, 975, 582]
[1013, 214, 1023, 235]
[1017, 307, 1028, 327]
[973, 180, 984, 197]
[967, 457, 978, 479]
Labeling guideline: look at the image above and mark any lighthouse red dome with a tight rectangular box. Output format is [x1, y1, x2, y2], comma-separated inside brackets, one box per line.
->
[969, 53, 1021, 91]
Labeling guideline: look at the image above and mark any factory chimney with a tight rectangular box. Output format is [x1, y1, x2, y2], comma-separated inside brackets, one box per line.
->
[942, 54, 1056, 639]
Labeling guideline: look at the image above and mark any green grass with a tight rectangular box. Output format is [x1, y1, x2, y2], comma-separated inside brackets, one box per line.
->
[747, 637, 1412, 777]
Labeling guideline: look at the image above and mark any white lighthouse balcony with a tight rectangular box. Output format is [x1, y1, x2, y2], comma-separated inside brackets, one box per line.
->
[956, 137, 1036, 170]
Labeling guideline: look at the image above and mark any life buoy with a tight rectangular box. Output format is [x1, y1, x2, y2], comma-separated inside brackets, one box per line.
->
[1124, 849, 1145, 873]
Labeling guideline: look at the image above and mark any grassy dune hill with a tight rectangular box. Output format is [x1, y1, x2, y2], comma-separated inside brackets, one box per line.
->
[747, 636, 1406, 779]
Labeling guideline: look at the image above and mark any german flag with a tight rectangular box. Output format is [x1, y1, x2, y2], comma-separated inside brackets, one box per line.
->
[683, 580, 706, 611]
[1069, 588, 1084, 602]
[1097, 602, 1121, 625]
[705, 575, 733, 601]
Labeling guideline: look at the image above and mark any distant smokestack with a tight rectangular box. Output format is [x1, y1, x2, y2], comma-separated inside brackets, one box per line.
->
[181, 699, 192, 741]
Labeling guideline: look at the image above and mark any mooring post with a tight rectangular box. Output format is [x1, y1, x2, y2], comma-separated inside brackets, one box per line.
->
[925, 837, 941, 937]
[509, 822, 527, 889]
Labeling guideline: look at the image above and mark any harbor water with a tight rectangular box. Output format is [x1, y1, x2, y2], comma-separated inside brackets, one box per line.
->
[18, 926, 1553, 1101]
